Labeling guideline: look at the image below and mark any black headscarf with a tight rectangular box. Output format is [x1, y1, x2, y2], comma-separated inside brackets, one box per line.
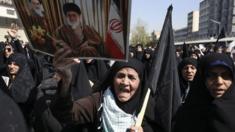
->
[178, 57, 198, 87]
[135, 44, 144, 61]
[7, 53, 35, 103]
[177, 57, 198, 103]
[83, 59, 108, 87]
[174, 53, 235, 132]
[70, 61, 92, 100]
[98, 58, 145, 114]
[0, 43, 9, 76]
[129, 46, 136, 58]
[200, 53, 235, 132]
[178, 57, 198, 75]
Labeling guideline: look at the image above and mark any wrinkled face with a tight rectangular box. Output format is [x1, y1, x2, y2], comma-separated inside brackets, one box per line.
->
[205, 66, 232, 98]
[8, 62, 20, 75]
[181, 64, 197, 81]
[66, 11, 81, 29]
[113, 67, 140, 102]
[4, 45, 14, 58]
[31, 0, 41, 10]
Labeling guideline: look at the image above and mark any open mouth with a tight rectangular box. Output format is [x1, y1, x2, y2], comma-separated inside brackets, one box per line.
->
[213, 89, 224, 95]
[119, 86, 130, 93]
[186, 74, 193, 78]
[9, 69, 14, 72]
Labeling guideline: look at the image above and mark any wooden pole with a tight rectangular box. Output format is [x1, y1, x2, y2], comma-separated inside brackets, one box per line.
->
[135, 88, 151, 127]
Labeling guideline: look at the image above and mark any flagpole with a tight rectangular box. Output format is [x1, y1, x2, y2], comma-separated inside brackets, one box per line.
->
[135, 88, 151, 127]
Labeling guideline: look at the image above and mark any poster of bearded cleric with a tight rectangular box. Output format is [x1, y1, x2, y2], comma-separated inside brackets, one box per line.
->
[13, 0, 131, 60]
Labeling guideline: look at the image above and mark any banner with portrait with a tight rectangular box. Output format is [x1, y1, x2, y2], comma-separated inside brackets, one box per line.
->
[13, 0, 131, 60]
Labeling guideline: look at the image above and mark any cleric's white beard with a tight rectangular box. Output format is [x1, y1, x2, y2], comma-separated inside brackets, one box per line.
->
[67, 18, 81, 30]
[34, 5, 44, 17]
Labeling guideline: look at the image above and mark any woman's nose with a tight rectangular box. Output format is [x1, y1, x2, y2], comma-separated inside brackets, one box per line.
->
[122, 76, 129, 85]
[215, 76, 224, 84]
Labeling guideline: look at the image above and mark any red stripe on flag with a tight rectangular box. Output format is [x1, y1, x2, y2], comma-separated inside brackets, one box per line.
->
[105, 32, 125, 59]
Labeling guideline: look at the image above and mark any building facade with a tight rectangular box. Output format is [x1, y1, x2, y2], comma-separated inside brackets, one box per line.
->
[175, 11, 199, 42]
[199, 0, 211, 38]
[0, 0, 28, 42]
[175, 0, 235, 42]
[208, 0, 221, 37]
[222, 0, 235, 36]
[199, 0, 235, 38]
[174, 27, 188, 42]
[188, 11, 199, 33]
[187, 11, 199, 40]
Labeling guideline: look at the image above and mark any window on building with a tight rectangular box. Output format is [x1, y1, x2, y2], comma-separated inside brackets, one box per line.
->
[6, 9, 15, 15]
[0, 0, 13, 6]
[0, 17, 18, 28]
[232, 26, 235, 32]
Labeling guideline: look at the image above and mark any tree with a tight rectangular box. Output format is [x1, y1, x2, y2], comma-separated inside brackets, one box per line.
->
[130, 19, 151, 46]
[148, 30, 158, 47]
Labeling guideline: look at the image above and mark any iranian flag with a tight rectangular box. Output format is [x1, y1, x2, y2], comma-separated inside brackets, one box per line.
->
[105, 0, 125, 59]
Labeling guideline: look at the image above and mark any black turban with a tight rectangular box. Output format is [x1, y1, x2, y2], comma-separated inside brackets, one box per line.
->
[63, 3, 81, 15]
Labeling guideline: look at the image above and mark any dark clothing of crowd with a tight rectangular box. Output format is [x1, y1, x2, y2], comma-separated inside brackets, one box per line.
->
[1, 38, 235, 132]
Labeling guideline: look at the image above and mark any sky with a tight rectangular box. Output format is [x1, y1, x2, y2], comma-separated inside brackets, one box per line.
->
[130, 0, 201, 33]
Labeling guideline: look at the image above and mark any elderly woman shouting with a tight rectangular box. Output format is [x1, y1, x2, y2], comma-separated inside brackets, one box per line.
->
[50, 48, 150, 132]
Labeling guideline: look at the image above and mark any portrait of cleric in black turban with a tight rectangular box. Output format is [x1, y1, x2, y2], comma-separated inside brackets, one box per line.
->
[13, 0, 131, 59]
[55, 3, 105, 58]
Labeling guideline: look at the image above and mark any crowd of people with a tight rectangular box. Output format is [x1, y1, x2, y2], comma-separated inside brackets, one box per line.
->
[1, 29, 235, 132]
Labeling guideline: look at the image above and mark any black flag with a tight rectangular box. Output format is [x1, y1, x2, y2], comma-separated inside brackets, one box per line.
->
[182, 42, 189, 58]
[145, 5, 181, 132]
[215, 27, 226, 45]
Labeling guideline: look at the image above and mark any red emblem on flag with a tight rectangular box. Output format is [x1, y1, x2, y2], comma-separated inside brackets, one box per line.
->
[110, 19, 123, 33]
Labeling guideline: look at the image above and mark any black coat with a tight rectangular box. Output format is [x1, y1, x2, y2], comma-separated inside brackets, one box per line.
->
[174, 53, 235, 132]
[0, 78, 28, 132]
